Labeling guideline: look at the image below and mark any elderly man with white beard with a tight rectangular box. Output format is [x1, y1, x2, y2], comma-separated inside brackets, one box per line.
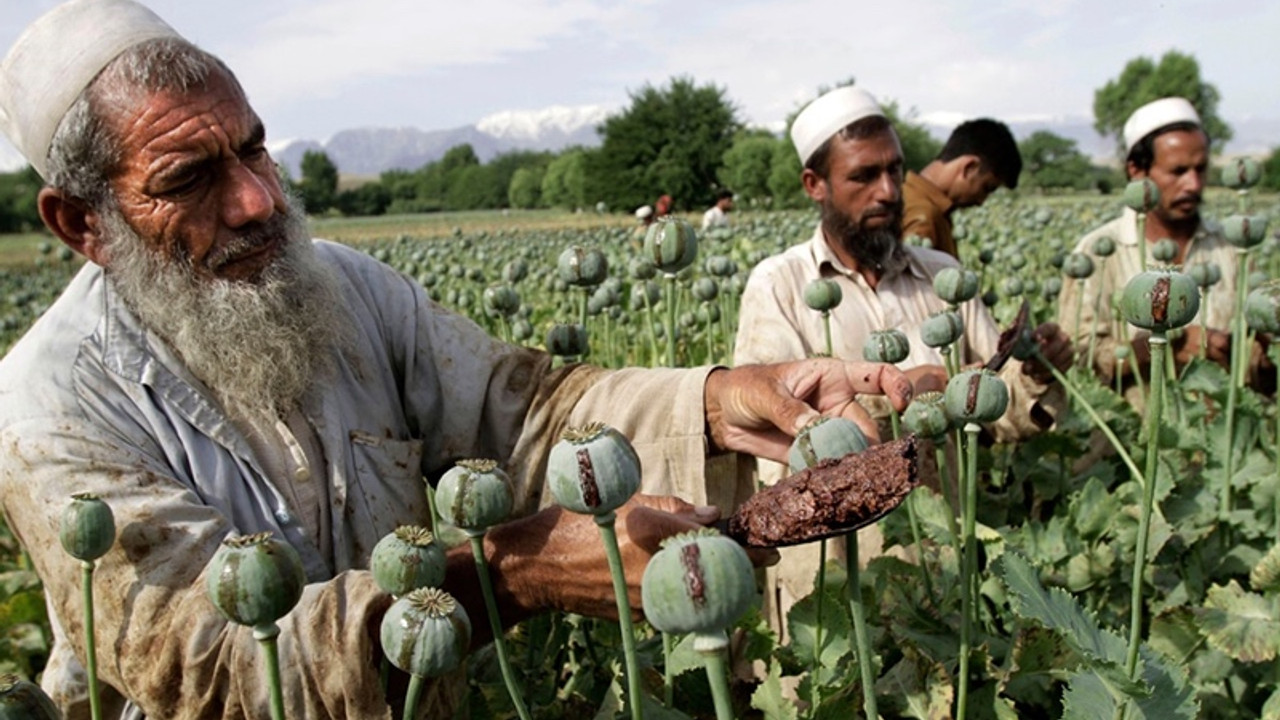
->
[0, 2, 917, 718]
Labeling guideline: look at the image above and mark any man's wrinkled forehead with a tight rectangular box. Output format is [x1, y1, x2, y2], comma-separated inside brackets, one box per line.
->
[0, 0, 182, 179]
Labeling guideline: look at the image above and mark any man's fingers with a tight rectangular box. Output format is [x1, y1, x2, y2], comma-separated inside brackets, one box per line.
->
[622, 502, 715, 555]
[841, 362, 913, 412]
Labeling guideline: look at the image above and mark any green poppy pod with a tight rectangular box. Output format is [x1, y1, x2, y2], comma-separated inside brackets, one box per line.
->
[787, 416, 869, 473]
[1042, 276, 1063, 300]
[1008, 252, 1027, 270]
[59, 493, 115, 563]
[863, 329, 911, 364]
[933, 267, 979, 304]
[802, 278, 842, 312]
[1092, 235, 1116, 258]
[1122, 178, 1161, 213]
[944, 369, 1009, 425]
[920, 310, 964, 348]
[557, 246, 609, 288]
[502, 259, 528, 284]
[1186, 262, 1221, 289]
[692, 277, 719, 303]
[482, 285, 520, 318]
[511, 319, 534, 342]
[1245, 280, 1280, 335]
[982, 289, 999, 307]
[435, 459, 514, 533]
[545, 323, 589, 358]
[547, 422, 642, 516]
[902, 392, 950, 439]
[1222, 157, 1262, 189]
[630, 257, 657, 280]
[370, 526, 447, 597]
[1119, 270, 1200, 333]
[1114, 345, 1132, 360]
[206, 532, 306, 629]
[0, 674, 60, 720]
[1062, 252, 1095, 280]
[705, 255, 737, 278]
[1222, 215, 1270, 249]
[978, 247, 995, 265]
[1002, 277, 1024, 297]
[380, 587, 471, 679]
[640, 529, 756, 640]
[1249, 270, 1269, 291]
[643, 217, 699, 275]
[1151, 238, 1178, 263]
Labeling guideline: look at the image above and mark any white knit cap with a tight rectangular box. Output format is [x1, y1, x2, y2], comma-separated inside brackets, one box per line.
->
[0, 0, 181, 179]
[1122, 97, 1201, 155]
[790, 86, 884, 165]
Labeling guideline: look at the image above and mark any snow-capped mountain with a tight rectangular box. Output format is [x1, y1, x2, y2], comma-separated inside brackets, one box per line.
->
[476, 104, 614, 142]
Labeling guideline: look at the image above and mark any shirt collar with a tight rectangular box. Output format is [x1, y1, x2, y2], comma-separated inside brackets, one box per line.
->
[808, 224, 924, 282]
[906, 171, 952, 214]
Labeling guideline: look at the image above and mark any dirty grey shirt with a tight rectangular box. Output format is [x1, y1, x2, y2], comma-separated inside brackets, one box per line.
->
[0, 240, 716, 719]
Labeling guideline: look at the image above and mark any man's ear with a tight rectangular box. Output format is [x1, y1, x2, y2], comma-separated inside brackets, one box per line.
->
[1126, 161, 1147, 181]
[958, 155, 983, 180]
[38, 188, 107, 265]
[800, 168, 828, 203]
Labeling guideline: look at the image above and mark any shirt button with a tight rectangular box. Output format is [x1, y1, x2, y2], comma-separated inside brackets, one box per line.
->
[294, 467, 311, 482]
[275, 508, 293, 525]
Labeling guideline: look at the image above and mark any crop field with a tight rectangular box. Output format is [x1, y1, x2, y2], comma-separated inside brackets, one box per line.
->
[2, 188, 1280, 719]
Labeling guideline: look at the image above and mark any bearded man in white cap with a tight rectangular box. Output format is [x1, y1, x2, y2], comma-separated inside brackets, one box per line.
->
[1057, 97, 1260, 389]
[733, 85, 1073, 637]
[0, 2, 919, 717]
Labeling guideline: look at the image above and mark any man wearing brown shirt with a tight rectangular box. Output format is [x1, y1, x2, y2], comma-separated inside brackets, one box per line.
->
[902, 119, 1022, 257]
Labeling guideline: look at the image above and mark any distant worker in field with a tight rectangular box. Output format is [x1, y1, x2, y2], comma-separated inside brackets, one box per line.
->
[701, 189, 734, 231]
[1057, 97, 1268, 391]
[734, 85, 1072, 635]
[901, 118, 1022, 258]
[0, 2, 916, 717]
[654, 193, 674, 218]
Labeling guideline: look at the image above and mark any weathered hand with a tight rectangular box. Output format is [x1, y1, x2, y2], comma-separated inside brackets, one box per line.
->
[1024, 322, 1073, 384]
[703, 358, 912, 462]
[905, 364, 948, 395]
[1172, 325, 1231, 367]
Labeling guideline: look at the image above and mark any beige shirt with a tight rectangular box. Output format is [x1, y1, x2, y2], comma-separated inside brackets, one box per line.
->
[734, 225, 1054, 444]
[1056, 208, 1240, 381]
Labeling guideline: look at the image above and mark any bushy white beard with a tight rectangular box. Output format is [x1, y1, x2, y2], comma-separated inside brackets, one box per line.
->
[100, 195, 352, 419]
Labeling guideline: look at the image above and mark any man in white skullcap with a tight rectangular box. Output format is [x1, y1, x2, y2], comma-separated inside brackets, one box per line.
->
[0, 2, 917, 718]
[733, 85, 1073, 639]
[1057, 96, 1258, 389]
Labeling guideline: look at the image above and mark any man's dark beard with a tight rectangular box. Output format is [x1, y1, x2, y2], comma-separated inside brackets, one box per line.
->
[821, 197, 904, 273]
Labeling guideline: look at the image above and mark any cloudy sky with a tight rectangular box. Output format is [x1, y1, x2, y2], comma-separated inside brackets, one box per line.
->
[1, 0, 1277, 154]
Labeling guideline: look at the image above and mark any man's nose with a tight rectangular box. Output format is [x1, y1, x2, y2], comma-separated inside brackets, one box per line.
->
[221, 162, 277, 228]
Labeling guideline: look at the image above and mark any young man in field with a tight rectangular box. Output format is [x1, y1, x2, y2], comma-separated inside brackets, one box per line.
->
[1057, 97, 1268, 391]
[701, 188, 734, 231]
[902, 119, 1022, 258]
[0, 2, 915, 717]
[732, 86, 1073, 637]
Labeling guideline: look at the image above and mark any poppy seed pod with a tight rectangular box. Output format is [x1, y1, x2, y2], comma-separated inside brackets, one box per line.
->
[380, 587, 471, 679]
[547, 422, 642, 516]
[902, 391, 950, 439]
[59, 493, 115, 563]
[1122, 178, 1161, 213]
[978, 247, 995, 265]
[640, 529, 756, 643]
[1151, 238, 1179, 263]
[944, 369, 1009, 425]
[787, 416, 869, 473]
[933, 267, 980, 305]
[705, 255, 737, 278]
[206, 532, 306, 629]
[1186, 262, 1222, 289]
[802, 278, 842, 312]
[1042, 276, 1063, 300]
[1062, 252, 1095, 280]
[370, 526, 447, 597]
[502, 259, 528, 284]
[545, 323, 589, 358]
[1003, 277, 1024, 297]
[1092, 235, 1116, 258]
[1245, 280, 1280, 335]
[0, 674, 60, 720]
[1222, 215, 1270, 249]
[557, 246, 609, 287]
[863, 329, 911, 364]
[1119, 270, 1200, 333]
[643, 217, 699, 275]
[920, 310, 964, 348]
[435, 459, 515, 533]
[482, 285, 520, 318]
[1222, 157, 1262, 189]
[630, 257, 657, 280]
[692, 277, 719, 303]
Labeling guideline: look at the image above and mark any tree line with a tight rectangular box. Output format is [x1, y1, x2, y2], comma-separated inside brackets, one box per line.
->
[0, 51, 1271, 231]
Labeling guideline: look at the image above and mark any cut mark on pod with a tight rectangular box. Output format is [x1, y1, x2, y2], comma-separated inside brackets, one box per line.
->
[576, 448, 601, 508]
[1151, 276, 1171, 325]
[966, 373, 982, 415]
[681, 543, 707, 607]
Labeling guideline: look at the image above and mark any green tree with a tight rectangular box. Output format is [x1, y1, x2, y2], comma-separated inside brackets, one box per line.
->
[508, 166, 544, 209]
[541, 149, 589, 209]
[0, 166, 42, 233]
[719, 130, 778, 204]
[334, 181, 391, 216]
[1093, 50, 1232, 157]
[1262, 148, 1280, 192]
[767, 140, 807, 209]
[586, 76, 741, 212]
[881, 100, 942, 173]
[1019, 130, 1094, 190]
[297, 149, 339, 214]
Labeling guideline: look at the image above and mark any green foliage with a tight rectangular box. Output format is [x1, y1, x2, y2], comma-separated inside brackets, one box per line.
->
[880, 100, 942, 174]
[1019, 131, 1096, 191]
[542, 149, 589, 210]
[1261, 148, 1280, 192]
[297, 149, 339, 214]
[509, 167, 545, 209]
[718, 130, 778, 204]
[1093, 50, 1233, 157]
[586, 76, 741, 213]
[334, 182, 390, 216]
[0, 166, 43, 233]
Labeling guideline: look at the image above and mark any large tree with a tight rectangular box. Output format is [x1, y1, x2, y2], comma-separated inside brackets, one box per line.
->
[718, 129, 777, 204]
[541, 149, 589, 210]
[1018, 130, 1094, 190]
[297, 149, 339, 214]
[1093, 50, 1232, 157]
[586, 76, 741, 213]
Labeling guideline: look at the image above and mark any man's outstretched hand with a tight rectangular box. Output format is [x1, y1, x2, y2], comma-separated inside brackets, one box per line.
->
[703, 358, 913, 462]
